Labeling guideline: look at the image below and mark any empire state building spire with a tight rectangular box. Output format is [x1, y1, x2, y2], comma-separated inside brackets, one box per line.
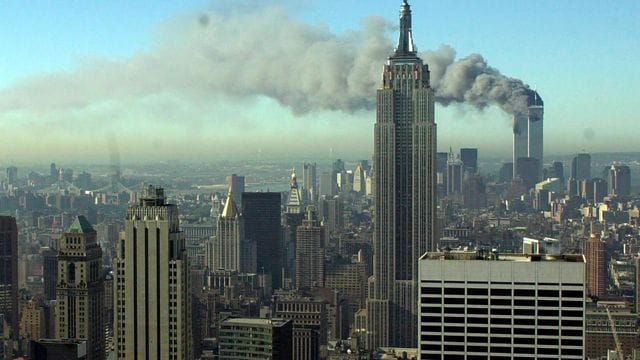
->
[395, 0, 416, 56]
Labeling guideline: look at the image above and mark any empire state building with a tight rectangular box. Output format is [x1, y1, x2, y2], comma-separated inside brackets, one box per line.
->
[367, 0, 437, 348]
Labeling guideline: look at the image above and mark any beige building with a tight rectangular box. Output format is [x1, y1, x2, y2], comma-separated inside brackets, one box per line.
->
[19, 298, 46, 341]
[55, 216, 104, 360]
[113, 186, 191, 359]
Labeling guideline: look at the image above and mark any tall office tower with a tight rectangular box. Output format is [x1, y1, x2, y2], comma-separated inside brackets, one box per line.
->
[353, 163, 366, 195]
[459, 148, 478, 174]
[319, 171, 337, 197]
[303, 162, 317, 204]
[218, 318, 293, 360]
[242, 192, 283, 289]
[332, 159, 345, 173]
[446, 152, 464, 196]
[295, 207, 325, 289]
[515, 157, 541, 189]
[318, 195, 343, 238]
[5, 167, 17, 185]
[226, 174, 245, 211]
[419, 251, 585, 359]
[368, 1, 437, 348]
[55, 216, 104, 360]
[0, 216, 18, 342]
[584, 233, 606, 297]
[113, 186, 192, 359]
[608, 164, 631, 197]
[498, 162, 513, 182]
[550, 161, 564, 183]
[571, 153, 591, 180]
[213, 189, 247, 272]
[513, 90, 544, 176]
[462, 174, 487, 209]
[272, 293, 327, 360]
[592, 178, 608, 203]
[42, 247, 58, 301]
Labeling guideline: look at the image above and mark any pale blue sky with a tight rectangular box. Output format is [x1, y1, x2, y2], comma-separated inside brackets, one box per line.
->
[0, 0, 638, 162]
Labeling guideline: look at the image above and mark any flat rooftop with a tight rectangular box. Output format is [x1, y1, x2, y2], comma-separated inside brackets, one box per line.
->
[420, 251, 584, 263]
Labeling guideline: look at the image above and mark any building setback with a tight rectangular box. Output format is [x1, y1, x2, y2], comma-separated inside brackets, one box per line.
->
[367, 0, 437, 348]
[218, 318, 292, 360]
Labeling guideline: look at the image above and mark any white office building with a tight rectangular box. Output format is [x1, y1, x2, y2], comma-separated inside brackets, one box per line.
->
[419, 251, 585, 359]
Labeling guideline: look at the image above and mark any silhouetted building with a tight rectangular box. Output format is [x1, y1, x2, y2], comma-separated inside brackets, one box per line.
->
[5, 167, 17, 185]
[459, 148, 478, 174]
[571, 153, 591, 180]
[113, 186, 192, 359]
[42, 247, 58, 301]
[550, 161, 564, 183]
[499, 162, 513, 182]
[608, 164, 631, 197]
[463, 174, 487, 209]
[368, 1, 437, 348]
[319, 172, 337, 197]
[0, 216, 18, 341]
[242, 192, 282, 290]
[515, 157, 541, 189]
[30, 339, 87, 360]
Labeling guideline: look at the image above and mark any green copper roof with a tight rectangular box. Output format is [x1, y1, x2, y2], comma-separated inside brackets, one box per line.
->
[67, 216, 95, 233]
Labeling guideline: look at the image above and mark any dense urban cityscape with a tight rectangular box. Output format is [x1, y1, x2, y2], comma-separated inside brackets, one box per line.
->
[1, 1, 640, 359]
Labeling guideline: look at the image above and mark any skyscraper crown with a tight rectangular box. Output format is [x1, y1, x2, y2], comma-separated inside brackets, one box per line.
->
[395, 0, 416, 56]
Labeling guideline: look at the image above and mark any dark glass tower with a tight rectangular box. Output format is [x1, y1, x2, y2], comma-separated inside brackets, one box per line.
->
[367, 0, 437, 348]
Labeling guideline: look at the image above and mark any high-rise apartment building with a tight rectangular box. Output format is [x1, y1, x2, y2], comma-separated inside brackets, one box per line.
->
[0, 216, 18, 342]
[513, 90, 544, 178]
[113, 186, 191, 359]
[584, 233, 606, 297]
[242, 192, 282, 289]
[295, 208, 325, 289]
[368, 1, 437, 348]
[56, 216, 104, 360]
[419, 250, 585, 359]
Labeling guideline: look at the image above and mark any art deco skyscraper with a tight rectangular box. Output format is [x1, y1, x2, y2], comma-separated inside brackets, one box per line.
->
[113, 186, 191, 359]
[56, 216, 104, 360]
[368, 0, 437, 348]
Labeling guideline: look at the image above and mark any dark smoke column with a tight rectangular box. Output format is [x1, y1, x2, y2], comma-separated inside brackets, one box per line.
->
[513, 90, 544, 181]
[367, 0, 437, 349]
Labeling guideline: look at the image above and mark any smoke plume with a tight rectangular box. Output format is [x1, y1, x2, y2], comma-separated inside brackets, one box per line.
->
[0, 7, 535, 121]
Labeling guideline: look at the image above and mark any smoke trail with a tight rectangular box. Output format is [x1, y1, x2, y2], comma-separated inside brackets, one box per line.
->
[0, 7, 536, 122]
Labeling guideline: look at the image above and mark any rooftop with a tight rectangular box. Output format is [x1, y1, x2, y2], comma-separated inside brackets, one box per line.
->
[420, 250, 584, 263]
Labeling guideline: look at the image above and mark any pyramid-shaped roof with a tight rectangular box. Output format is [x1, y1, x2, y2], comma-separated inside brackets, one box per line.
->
[67, 215, 95, 233]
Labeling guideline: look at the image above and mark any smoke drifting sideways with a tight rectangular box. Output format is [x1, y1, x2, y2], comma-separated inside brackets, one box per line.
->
[0, 7, 538, 125]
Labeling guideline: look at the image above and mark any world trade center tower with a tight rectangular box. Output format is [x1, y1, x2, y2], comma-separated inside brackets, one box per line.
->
[367, 0, 437, 348]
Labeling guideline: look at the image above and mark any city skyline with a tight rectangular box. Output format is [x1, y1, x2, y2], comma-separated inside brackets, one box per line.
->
[0, 0, 638, 161]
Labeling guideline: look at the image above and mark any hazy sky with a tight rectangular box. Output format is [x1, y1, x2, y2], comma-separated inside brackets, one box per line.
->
[0, 0, 638, 163]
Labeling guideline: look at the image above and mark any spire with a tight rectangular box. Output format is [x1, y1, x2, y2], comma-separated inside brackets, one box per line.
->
[290, 168, 298, 188]
[221, 188, 238, 218]
[395, 0, 416, 55]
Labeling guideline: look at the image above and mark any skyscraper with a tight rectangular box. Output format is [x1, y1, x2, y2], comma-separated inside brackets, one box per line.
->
[242, 192, 282, 289]
[213, 189, 248, 272]
[571, 153, 591, 181]
[303, 162, 317, 204]
[368, 0, 437, 348]
[55, 216, 104, 360]
[226, 174, 245, 211]
[584, 233, 606, 297]
[513, 90, 544, 178]
[295, 207, 325, 289]
[113, 186, 192, 359]
[459, 148, 478, 174]
[608, 164, 631, 197]
[0, 216, 18, 343]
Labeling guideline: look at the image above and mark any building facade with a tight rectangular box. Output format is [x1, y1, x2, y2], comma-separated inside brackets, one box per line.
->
[55, 216, 104, 360]
[295, 208, 325, 289]
[113, 186, 191, 359]
[0, 216, 18, 343]
[584, 233, 606, 297]
[368, 0, 437, 348]
[419, 251, 585, 359]
[218, 318, 292, 360]
[513, 91, 544, 179]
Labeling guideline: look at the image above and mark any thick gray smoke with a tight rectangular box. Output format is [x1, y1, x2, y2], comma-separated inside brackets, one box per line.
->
[0, 7, 534, 120]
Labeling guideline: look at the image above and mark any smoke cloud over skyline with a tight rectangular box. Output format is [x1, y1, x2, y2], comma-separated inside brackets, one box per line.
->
[0, 7, 535, 121]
